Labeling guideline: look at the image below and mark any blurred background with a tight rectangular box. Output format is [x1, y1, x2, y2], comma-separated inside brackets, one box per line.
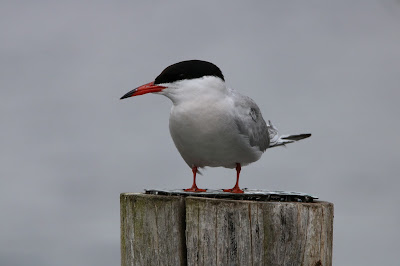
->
[1, 1, 399, 265]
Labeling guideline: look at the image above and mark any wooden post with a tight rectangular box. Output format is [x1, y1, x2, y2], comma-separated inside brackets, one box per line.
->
[121, 193, 333, 266]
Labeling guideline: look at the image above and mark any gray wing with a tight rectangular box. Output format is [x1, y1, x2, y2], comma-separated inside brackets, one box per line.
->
[231, 90, 270, 152]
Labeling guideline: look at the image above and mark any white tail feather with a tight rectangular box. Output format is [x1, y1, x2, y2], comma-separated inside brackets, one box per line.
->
[267, 120, 311, 148]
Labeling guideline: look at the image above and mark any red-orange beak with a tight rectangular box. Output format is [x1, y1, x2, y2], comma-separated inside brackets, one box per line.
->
[120, 82, 166, 99]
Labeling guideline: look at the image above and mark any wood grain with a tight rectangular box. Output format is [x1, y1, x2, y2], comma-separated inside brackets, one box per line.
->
[120, 193, 186, 266]
[121, 193, 333, 266]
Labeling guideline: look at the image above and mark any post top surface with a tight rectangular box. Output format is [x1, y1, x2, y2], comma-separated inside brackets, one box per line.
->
[144, 188, 318, 202]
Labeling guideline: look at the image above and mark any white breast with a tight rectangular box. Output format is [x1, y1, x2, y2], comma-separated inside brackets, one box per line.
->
[168, 92, 262, 169]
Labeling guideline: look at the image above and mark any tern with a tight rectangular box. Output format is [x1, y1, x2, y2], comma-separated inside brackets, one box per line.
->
[121, 60, 311, 193]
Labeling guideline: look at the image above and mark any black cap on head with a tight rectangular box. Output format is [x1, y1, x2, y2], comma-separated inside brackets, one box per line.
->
[154, 60, 225, 85]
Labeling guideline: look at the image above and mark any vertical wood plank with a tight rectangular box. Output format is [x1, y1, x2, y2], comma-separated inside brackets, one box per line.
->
[185, 197, 333, 266]
[120, 193, 186, 266]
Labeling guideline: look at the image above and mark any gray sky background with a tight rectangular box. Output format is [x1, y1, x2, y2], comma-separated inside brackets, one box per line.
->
[1, 1, 399, 265]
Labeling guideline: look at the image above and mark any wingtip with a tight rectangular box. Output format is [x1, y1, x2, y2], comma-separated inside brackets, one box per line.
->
[281, 133, 312, 141]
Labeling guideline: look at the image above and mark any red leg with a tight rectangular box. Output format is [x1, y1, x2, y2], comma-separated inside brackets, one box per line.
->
[184, 166, 206, 192]
[223, 163, 244, 193]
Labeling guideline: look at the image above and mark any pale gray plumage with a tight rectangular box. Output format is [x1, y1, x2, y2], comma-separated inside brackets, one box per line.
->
[157, 76, 310, 169]
[121, 60, 311, 192]
[231, 88, 310, 152]
[231, 89, 269, 152]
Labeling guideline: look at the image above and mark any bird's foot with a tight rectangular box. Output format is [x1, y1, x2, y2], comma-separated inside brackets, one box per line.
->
[223, 187, 244, 194]
[184, 186, 207, 192]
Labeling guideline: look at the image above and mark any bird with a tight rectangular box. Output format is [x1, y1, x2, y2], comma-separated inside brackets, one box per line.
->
[120, 60, 311, 193]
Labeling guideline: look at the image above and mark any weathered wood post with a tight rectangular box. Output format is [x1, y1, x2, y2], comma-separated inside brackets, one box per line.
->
[121, 191, 333, 266]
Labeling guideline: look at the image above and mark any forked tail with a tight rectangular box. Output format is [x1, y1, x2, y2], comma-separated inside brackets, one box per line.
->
[267, 120, 311, 148]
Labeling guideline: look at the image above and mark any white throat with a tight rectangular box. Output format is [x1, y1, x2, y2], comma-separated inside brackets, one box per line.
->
[158, 76, 228, 106]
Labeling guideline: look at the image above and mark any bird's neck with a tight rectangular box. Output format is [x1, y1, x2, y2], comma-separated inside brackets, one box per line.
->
[162, 77, 228, 106]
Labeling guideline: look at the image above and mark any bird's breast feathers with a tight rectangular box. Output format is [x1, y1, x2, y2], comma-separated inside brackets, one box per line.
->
[168, 98, 262, 168]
